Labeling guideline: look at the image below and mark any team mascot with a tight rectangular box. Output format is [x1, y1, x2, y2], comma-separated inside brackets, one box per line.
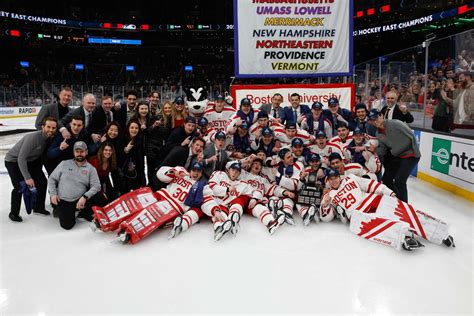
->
[184, 86, 208, 119]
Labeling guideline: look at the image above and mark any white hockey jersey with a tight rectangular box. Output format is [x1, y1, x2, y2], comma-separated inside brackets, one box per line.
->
[156, 166, 198, 213]
[204, 106, 235, 133]
[204, 170, 254, 206]
[240, 169, 286, 200]
[266, 161, 304, 192]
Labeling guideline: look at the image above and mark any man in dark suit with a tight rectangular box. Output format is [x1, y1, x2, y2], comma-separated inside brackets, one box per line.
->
[260, 93, 285, 122]
[89, 95, 115, 137]
[59, 93, 97, 140]
[281, 93, 311, 125]
[381, 91, 414, 123]
[112, 90, 138, 129]
[161, 116, 199, 155]
[202, 131, 229, 179]
[154, 137, 206, 189]
[35, 87, 73, 129]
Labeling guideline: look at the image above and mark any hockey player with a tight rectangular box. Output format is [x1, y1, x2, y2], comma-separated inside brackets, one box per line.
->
[250, 127, 281, 158]
[274, 121, 313, 146]
[204, 94, 235, 132]
[320, 169, 455, 251]
[296, 152, 326, 226]
[328, 122, 352, 162]
[327, 152, 376, 180]
[229, 121, 253, 158]
[227, 98, 260, 134]
[116, 162, 206, 244]
[289, 137, 310, 165]
[195, 161, 255, 241]
[323, 97, 355, 134]
[346, 128, 381, 174]
[308, 131, 343, 168]
[240, 158, 288, 234]
[266, 148, 303, 225]
[300, 101, 333, 138]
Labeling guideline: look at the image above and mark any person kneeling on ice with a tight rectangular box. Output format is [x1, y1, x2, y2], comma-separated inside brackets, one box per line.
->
[320, 169, 455, 251]
[116, 162, 206, 244]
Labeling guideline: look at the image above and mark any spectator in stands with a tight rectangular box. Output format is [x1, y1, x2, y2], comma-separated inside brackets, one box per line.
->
[35, 87, 73, 130]
[59, 93, 97, 139]
[5, 117, 57, 222]
[281, 93, 311, 125]
[381, 91, 414, 123]
[323, 97, 355, 134]
[113, 90, 138, 129]
[202, 131, 229, 179]
[116, 119, 145, 193]
[46, 115, 87, 175]
[89, 96, 115, 138]
[88, 142, 118, 203]
[260, 93, 285, 121]
[368, 109, 420, 203]
[131, 101, 152, 131]
[353, 103, 376, 136]
[148, 90, 161, 115]
[453, 71, 474, 125]
[88, 121, 121, 156]
[146, 102, 173, 190]
[173, 96, 187, 128]
[48, 141, 105, 230]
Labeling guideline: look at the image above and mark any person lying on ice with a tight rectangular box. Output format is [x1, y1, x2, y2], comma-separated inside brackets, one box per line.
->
[319, 169, 455, 251]
[115, 162, 206, 244]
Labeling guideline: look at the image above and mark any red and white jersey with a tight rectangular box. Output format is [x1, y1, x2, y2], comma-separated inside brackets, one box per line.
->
[274, 127, 312, 146]
[308, 143, 343, 168]
[342, 163, 376, 179]
[240, 170, 285, 200]
[204, 105, 235, 133]
[266, 161, 304, 192]
[362, 151, 382, 174]
[156, 167, 198, 213]
[321, 174, 393, 215]
[248, 120, 284, 139]
[204, 171, 254, 206]
[329, 133, 353, 148]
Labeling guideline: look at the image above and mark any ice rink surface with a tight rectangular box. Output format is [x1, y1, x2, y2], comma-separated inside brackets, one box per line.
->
[0, 116, 473, 315]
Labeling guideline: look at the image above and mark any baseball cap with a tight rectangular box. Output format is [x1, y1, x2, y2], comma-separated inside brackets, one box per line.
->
[328, 152, 342, 162]
[325, 168, 340, 178]
[316, 131, 327, 138]
[368, 109, 381, 120]
[190, 162, 204, 171]
[257, 111, 269, 119]
[185, 116, 196, 124]
[175, 96, 185, 105]
[278, 148, 291, 159]
[291, 137, 304, 147]
[73, 141, 88, 151]
[261, 127, 273, 137]
[240, 98, 251, 106]
[226, 161, 242, 171]
[215, 131, 226, 140]
[215, 94, 224, 101]
[239, 121, 249, 129]
[328, 97, 339, 106]
[311, 101, 323, 110]
[353, 127, 364, 135]
[306, 153, 321, 163]
[198, 117, 209, 127]
[285, 121, 297, 129]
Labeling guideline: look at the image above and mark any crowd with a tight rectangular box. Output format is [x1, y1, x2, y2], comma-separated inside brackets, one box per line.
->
[5, 86, 455, 251]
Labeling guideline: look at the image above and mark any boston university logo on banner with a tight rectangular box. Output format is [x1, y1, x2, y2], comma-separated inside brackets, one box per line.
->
[233, 0, 353, 78]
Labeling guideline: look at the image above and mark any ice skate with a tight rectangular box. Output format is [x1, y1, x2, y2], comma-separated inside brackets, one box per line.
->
[284, 212, 295, 225]
[230, 212, 241, 235]
[268, 199, 283, 218]
[275, 210, 286, 226]
[214, 220, 233, 241]
[442, 235, 455, 248]
[117, 230, 131, 244]
[267, 219, 282, 235]
[335, 205, 349, 224]
[168, 216, 183, 240]
[402, 236, 425, 251]
[303, 205, 316, 226]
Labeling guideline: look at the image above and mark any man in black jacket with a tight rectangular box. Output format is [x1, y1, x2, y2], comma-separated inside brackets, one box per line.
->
[89, 95, 115, 138]
[35, 87, 73, 130]
[381, 91, 414, 123]
[59, 93, 97, 140]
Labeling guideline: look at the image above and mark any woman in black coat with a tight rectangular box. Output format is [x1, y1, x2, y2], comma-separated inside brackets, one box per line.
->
[115, 119, 146, 194]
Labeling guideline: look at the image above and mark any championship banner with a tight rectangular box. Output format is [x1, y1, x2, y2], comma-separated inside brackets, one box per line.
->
[231, 83, 355, 110]
[233, 0, 353, 78]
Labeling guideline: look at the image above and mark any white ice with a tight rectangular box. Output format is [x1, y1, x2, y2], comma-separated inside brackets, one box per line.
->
[0, 116, 473, 315]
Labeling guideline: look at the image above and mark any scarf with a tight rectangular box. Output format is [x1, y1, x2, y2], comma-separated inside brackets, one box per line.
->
[184, 178, 207, 208]
[305, 113, 325, 135]
[276, 162, 294, 185]
[237, 108, 254, 125]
